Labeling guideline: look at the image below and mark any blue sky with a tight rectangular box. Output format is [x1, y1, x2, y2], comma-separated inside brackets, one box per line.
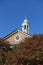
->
[0, 0, 43, 38]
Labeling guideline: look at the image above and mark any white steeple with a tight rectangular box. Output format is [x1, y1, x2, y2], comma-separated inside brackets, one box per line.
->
[22, 18, 30, 34]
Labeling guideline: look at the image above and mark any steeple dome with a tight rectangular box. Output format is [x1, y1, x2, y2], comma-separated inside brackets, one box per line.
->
[22, 18, 30, 34]
[23, 18, 28, 23]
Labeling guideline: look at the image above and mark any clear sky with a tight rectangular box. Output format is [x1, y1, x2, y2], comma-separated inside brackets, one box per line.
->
[0, 0, 43, 38]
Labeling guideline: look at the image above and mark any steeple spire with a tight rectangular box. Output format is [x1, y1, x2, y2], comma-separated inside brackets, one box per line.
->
[22, 18, 30, 34]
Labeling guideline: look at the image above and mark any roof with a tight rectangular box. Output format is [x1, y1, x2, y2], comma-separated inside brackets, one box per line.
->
[22, 18, 30, 26]
[23, 19, 28, 23]
[3, 29, 31, 40]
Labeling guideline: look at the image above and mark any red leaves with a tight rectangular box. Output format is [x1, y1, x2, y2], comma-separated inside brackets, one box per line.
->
[0, 34, 43, 65]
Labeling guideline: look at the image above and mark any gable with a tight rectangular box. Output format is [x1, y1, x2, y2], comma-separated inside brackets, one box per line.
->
[4, 30, 31, 44]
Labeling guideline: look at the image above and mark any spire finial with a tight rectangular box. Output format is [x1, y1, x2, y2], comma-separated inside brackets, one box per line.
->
[25, 16, 27, 20]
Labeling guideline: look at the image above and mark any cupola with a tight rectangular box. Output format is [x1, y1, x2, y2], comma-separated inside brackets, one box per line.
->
[22, 18, 30, 34]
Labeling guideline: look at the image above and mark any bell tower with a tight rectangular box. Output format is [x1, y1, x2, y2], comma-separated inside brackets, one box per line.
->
[22, 18, 30, 34]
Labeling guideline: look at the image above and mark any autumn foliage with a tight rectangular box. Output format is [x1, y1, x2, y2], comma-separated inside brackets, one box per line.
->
[0, 34, 43, 65]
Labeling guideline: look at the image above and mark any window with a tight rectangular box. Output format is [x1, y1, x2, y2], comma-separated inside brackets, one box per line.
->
[24, 25, 26, 29]
[15, 36, 21, 41]
[16, 36, 19, 40]
[27, 25, 28, 28]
